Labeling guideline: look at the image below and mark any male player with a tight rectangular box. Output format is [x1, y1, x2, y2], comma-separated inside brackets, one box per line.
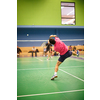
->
[45, 42, 52, 60]
[49, 35, 77, 80]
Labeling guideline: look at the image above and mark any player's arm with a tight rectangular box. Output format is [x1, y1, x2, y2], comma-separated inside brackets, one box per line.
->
[49, 35, 58, 38]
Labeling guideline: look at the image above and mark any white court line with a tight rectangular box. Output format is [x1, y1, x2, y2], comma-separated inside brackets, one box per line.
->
[17, 57, 43, 62]
[17, 59, 43, 63]
[35, 58, 43, 61]
[17, 58, 84, 63]
[17, 60, 83, 63]
[17, 89, 84, 98]
[17, 66, 84, 71]
[59, 69, 84, 82]
[17, 68, 54, 70]
[17, 61, 39, 63]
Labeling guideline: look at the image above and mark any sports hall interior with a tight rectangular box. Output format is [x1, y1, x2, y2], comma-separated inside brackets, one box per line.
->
[17, 0, 84, 100]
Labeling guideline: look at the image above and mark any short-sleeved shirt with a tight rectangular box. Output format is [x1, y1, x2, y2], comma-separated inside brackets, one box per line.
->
[54, 37, 68, 55]
[69, 47, 72, 49]
[32, 47, 36, 51]
[44, 48, 46, 52]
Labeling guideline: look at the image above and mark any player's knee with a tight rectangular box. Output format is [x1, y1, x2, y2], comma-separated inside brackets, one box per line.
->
[56, 61, 62, 66]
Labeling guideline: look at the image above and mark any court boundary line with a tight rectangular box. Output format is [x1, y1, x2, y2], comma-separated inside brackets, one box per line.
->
[35, 58, 43, 61]
[17, 60, 57, 63]
[59, 68, 84, 82]
[17, 66, 84, 71]
[17, 61, 42, 63]
[17, 89, 84, 98]
[17, 59, 84, 63]
[17, 56, 84, 63]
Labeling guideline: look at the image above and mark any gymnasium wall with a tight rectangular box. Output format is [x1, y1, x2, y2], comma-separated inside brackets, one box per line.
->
[17, 26, 84, 47]
[17, 0, 84, 26]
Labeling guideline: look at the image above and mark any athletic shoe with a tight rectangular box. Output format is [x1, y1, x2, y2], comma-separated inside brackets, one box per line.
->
[77, 54, 79, 57]
[51, 75, 58, 80]
[77, 50, 79, 57]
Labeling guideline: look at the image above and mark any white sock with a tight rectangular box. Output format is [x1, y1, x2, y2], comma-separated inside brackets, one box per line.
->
[54, 72, 57, 75]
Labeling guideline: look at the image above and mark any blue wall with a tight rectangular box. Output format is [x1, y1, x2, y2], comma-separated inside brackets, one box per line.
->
[17, 26, 84, 47]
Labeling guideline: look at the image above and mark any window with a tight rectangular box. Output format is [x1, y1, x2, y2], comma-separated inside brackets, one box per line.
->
[61, 2, 75, 25]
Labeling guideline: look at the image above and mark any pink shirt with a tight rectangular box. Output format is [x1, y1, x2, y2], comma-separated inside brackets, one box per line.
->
[54, 37, 68, 55]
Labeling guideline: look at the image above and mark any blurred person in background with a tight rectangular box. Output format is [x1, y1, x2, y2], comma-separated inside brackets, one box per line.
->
[43, 46, 47, 56]
[69, 45, 72, 51]
[17, 46, 22, 56]
[32, 46, 37, 57]
[45, 42, 52, 60]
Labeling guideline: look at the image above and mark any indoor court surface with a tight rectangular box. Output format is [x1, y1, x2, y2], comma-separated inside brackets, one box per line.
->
[17, 56, 84, 100]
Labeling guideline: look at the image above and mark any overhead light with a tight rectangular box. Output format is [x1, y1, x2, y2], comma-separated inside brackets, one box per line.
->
[27, 34, 29, 36]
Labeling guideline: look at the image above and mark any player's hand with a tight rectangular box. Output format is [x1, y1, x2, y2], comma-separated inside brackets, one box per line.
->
[50, 35, 54, 38]
[50, 35, 53, 37]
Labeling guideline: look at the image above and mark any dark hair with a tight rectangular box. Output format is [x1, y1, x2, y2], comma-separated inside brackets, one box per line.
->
[49, 38, 56, 44]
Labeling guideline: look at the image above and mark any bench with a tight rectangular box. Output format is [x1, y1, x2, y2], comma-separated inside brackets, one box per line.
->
[18, 45, 84, 57]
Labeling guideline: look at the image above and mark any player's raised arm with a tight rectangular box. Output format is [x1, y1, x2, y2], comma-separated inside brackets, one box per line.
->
[49, 35, 57, 38]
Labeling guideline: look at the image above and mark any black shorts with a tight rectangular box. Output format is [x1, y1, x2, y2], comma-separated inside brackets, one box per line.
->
[58, 50, 72, 62]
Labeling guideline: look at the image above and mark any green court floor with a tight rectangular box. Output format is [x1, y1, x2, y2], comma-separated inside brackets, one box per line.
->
[17, 56, 84, 100]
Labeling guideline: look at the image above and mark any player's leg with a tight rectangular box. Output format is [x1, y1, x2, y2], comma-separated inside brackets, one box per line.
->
[47, 51, 50, 60]
[51, 50, 72, 80]
[51, 52, 52, 58]
[72, 50, 77, 55]
[51, 54, 64, 80]
[35, 51, 37, 57]
[51, 61, 62, 80]
[49, 48, 52, 58]
[55, 61, 62, 72]
[49, 51, 52, 58]
[44, 52, 46, 56]
[50, 48, 53, 58]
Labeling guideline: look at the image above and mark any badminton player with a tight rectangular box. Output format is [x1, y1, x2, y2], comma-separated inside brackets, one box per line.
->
[45, 42, 52, 60]
[49, 35, 77, 80]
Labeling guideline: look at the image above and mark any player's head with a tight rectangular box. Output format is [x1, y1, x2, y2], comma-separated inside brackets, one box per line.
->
[49, 38, 56, 45]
